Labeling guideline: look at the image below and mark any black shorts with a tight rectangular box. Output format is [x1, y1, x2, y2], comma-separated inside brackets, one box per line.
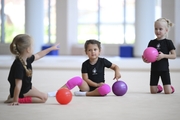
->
[150, 71, 171, 86]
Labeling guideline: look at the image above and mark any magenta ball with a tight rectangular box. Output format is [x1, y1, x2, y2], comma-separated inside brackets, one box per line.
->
[143, 47, 158, 62]
[112, 81, 128, 96]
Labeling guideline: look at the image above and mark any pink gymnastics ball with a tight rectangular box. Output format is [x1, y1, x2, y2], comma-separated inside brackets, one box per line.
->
[143, 47, 158, 62]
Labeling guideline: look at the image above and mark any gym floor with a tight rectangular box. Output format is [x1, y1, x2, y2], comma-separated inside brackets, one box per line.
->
[0, 55, 180, 120]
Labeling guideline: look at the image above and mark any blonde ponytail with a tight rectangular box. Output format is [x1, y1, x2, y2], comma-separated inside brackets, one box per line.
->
[156, 18, 174, 30]
[155, 18, 174, 38]
[10, 34, 32, 77]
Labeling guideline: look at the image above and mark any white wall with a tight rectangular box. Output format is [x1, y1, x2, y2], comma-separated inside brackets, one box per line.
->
[0, 0, 179, 56]
[0, 44, 11, 55]
[161, 0, 180, 56]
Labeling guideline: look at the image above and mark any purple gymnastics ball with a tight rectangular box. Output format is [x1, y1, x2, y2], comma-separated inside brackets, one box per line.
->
[112, 81, 128, 96]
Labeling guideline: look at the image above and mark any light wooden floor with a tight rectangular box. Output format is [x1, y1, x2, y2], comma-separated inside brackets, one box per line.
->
[0, 55, 180, 120]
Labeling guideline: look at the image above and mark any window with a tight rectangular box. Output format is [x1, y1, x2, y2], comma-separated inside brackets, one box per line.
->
[44, 0, 56, 44]
[77, 0, 135, 44]
[0, 0, 25, 43]
[0, 0, 56, 44]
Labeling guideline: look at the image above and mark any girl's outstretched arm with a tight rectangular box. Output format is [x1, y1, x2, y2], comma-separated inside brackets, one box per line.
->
[34, 43, 60, 61]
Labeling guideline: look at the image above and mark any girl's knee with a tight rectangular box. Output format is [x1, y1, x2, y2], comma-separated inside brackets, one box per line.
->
[164, 91, 171, 94]
[44, 94, 48, 102]
[97, 84, 111, 96]
[150, 91, 157, 94]
[164, 89, 173, 94]
[150, 86, 159, 94]
[41, 93, 48, 103]
[79, 80, 90, 91]
[164, 85, 174, 94]
[66, 76, 83, 90]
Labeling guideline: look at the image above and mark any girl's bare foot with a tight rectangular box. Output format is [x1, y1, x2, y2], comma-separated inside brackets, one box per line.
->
[4, 95, 13, 103]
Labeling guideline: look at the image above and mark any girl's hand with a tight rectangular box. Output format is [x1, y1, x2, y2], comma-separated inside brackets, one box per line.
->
[142, 55, 150, 63]
[157, 51, 164, 61]
[10, 102, 19, 106]
[51, 43, 60, 51]
[113, 72, 121, 81]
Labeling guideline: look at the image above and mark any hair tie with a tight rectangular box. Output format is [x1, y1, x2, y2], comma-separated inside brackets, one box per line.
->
[13, 43, 16, 47]
[13, 43, 16, 51]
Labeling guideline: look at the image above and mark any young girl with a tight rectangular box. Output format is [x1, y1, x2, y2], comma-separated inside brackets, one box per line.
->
[4, 34, 59, 105]
[142, 18, 176, 94]
[48, 39, 121, 96]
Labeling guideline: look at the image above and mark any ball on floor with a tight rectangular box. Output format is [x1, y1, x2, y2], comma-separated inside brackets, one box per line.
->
[112, 81, 128, 96]
[56, 88, 72, 105]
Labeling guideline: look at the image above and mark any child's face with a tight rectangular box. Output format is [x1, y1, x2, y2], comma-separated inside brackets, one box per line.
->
[154, 21, 168, 40]
[86, 44, 100, 60]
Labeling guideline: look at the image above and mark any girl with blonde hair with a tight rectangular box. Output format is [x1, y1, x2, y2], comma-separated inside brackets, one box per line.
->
[5, 34, 59, 105]
[142, 18, 176, 94]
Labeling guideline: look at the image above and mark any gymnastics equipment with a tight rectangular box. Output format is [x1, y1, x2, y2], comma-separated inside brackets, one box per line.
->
[112, 81, 128, 96]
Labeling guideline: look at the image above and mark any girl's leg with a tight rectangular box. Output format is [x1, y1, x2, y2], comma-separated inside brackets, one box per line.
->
[75, 84, 111, 96]
[150, 85, 163, 94]
[4, 87, 48, 103]
[61, 80, 89, 91]
[62, 79, 90, 96]
[150, 71, 161, 94]
[161, 72, 174, 94]
[48, 76, 89, 97]
[150, 86, 157, 94]
[86, 89, 101, 96]
[63, 76, 89, 91]
[74, 88, 100, 96]
[4, 95, 12, 103]
[24, 86, 48, 103]
[163, 85, 174, 94]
